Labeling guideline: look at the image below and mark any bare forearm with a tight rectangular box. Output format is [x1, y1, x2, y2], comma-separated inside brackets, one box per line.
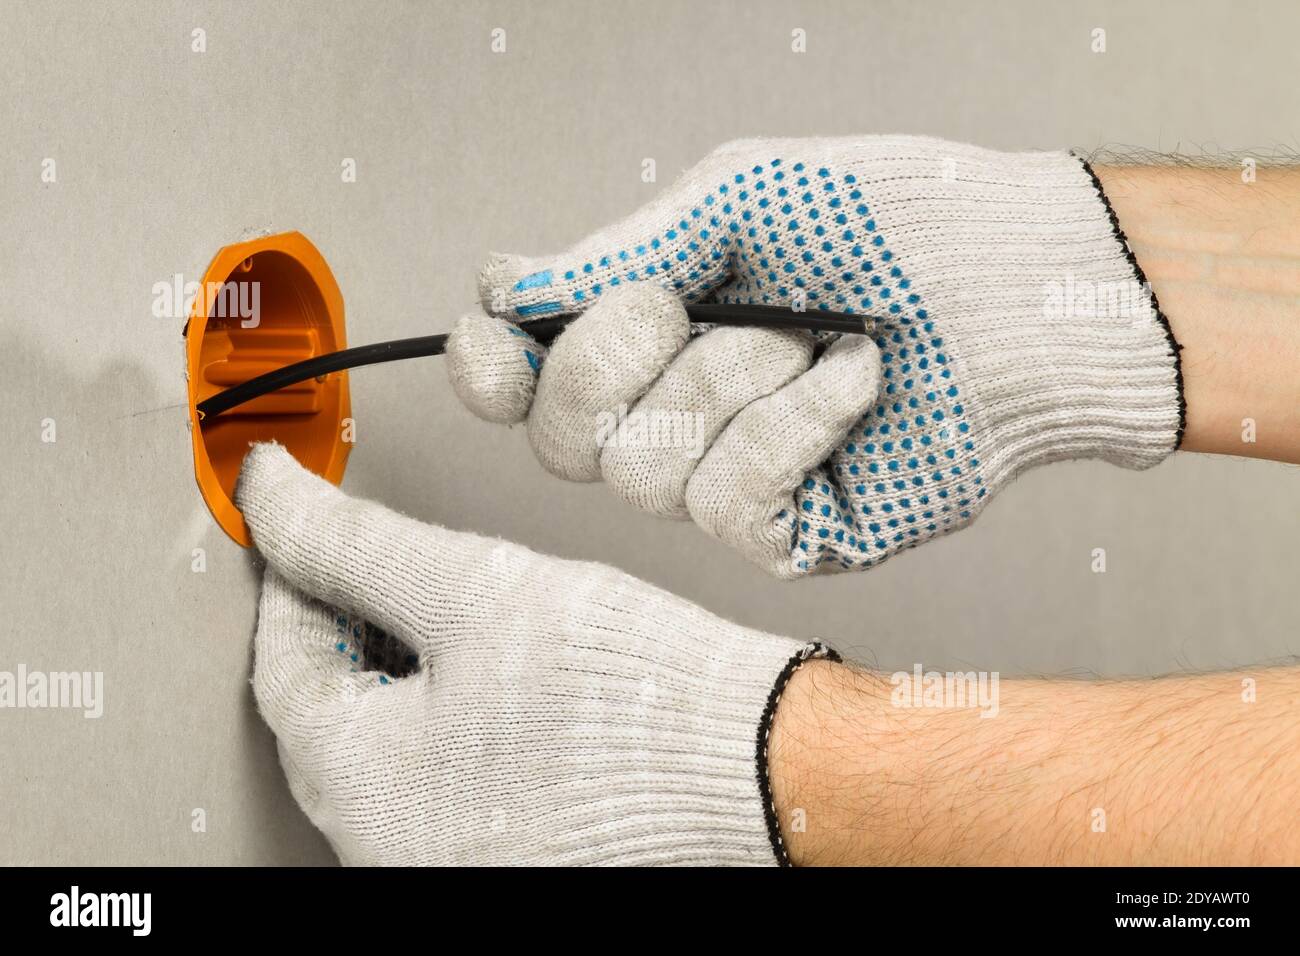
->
[1095, 164, 1300, 463]
[770, 659, 1300, 866]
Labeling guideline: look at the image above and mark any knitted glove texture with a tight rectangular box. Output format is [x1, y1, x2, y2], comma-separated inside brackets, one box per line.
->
[447, 136, 1184, 577]
[236, 442, 830, 866]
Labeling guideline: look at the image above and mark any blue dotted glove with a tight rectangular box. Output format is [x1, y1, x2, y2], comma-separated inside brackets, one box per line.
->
[448, 137, 1182, 578]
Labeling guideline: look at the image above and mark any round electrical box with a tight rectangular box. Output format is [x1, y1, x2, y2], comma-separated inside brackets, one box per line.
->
[185, 231, 351, 546]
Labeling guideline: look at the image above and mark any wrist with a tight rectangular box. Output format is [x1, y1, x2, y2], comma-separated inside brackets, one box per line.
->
[768, 657, 1134, 866]
[1093, 164, 1300, 464]
[767, 658, 886, 865]
[769, 655, 1300, 866]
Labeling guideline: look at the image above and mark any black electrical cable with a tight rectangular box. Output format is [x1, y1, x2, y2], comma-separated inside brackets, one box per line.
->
[195, 303, 873, 420]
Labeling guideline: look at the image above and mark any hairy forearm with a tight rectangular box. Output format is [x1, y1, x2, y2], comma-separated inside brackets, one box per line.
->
[769, 659, 1300, 866]
[1095, 164, 1300, 463]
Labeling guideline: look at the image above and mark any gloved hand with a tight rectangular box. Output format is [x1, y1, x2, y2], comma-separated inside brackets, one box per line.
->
[235, 442, 833, 866]
[447, 136, 1183, 578]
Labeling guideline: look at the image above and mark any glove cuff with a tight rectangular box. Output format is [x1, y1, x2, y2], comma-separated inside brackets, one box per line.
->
[545, 612, 835, 866]
[865, 145, 1183, 491]
[942, 157, 1182, 488]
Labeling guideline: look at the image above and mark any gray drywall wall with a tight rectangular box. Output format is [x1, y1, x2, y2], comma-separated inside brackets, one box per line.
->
[1, 0, 1296, 864]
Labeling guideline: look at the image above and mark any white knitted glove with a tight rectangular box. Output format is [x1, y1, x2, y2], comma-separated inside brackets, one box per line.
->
[447, 136, 1184, 578]
[235, 442, 832, 866]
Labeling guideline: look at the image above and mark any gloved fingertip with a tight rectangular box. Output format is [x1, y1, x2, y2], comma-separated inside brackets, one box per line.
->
[445, 312, 544, 424]
[818, 334, 883, 413]
[477, 251, 562, 320]
[235, 441, 306, 515]
[476, 251, 511, 311]
[234, 441, 339, 568]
